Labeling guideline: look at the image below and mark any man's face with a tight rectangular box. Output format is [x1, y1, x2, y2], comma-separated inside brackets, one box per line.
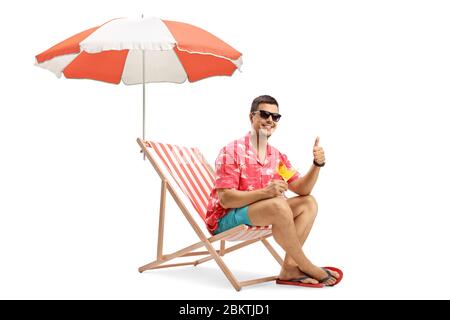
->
[250, 103, 279, 138]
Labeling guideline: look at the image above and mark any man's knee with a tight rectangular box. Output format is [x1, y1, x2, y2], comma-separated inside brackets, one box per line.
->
[304, 195, 318, 215]
[266, 197, 293, 221]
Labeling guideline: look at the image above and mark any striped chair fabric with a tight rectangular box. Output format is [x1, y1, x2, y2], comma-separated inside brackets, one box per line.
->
[145, 140, 272, 241]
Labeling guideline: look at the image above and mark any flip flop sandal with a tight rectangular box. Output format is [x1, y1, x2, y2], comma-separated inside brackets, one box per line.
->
[275, 266, 344, 288]
[276, 276, 325, 288]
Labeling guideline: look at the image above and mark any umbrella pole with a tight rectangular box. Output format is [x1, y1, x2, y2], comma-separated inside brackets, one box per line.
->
[142, 49, 146, 160]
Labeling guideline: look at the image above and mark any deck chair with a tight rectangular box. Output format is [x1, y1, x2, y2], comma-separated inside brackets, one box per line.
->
[137, 138, 284, 291]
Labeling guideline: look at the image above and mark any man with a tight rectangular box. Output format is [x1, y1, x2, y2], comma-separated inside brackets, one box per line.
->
[205, 95, 341, 287]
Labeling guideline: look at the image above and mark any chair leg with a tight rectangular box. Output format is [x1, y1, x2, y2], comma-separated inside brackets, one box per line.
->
[165, 183, 242, 291]
[194, 236, 269, 265]
[148, 261, 198, 269]
[261, 238, 283, 266]
[139, 239, 206, 272]
[140, 241, 242, 291]
[156, 180, 167, 260]
[219, 240, 225, 256]
[202, 239, 242, 291]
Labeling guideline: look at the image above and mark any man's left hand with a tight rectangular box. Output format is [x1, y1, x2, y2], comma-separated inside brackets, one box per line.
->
[313, 137, 325, 165]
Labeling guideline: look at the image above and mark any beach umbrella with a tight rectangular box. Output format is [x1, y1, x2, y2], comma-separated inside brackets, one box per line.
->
[35, 16, 242, 140]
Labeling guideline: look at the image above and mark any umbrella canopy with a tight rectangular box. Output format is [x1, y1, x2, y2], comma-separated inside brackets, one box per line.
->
[36, 17, 242, 84]
[35, 17, 242, 141]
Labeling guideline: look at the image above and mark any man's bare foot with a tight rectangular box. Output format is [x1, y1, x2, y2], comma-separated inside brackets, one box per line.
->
[278, 265, 319, 285]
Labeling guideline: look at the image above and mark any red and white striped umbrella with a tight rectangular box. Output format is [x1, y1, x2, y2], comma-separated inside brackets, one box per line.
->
[35, 16, 242, 139]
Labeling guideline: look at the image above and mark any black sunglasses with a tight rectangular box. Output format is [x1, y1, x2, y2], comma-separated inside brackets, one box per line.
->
[253, 110, 282, 122]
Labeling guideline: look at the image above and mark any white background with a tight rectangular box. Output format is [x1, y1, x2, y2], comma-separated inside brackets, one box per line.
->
[1, 0, 450, 299]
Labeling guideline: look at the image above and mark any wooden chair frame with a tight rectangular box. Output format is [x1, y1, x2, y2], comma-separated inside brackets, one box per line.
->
[137, 138, 283, 291]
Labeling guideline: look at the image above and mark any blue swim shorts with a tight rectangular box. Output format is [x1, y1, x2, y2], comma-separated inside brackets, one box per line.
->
[214, 206, 253, 235]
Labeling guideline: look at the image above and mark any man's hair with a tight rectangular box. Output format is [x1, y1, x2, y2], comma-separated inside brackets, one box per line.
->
[250, 95, 279, 113]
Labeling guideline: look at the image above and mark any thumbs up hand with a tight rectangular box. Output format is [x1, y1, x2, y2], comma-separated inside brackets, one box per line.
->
[313, 137, 325, 167]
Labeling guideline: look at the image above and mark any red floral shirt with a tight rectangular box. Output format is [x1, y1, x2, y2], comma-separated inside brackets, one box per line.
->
[205, 132, 300, 233]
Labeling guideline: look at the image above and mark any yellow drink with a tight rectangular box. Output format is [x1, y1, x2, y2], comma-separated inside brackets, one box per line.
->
[277, 161, 296, 182]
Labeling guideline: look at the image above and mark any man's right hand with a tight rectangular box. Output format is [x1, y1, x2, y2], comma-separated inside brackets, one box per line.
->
[263, 180, 288, 198]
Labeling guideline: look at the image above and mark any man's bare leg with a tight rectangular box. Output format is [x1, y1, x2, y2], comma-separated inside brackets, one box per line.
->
[247, 197, 338, 285]
[279, 195, 321, 283]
